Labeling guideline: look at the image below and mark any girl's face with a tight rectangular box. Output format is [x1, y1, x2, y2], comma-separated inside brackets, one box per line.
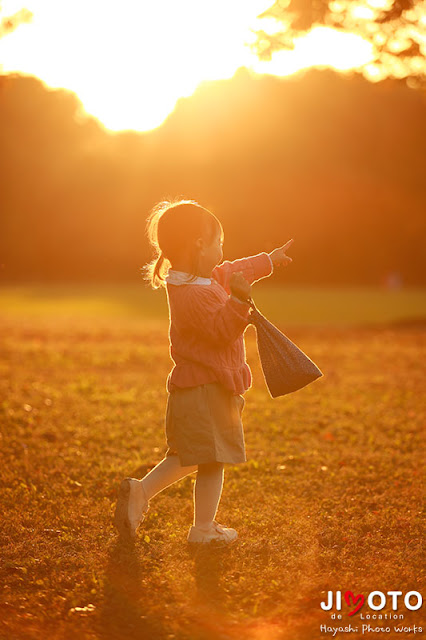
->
[198, 226, 224, 276]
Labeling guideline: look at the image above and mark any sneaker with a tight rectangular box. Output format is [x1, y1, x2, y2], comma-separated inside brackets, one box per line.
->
[113, 478, 149, 541]
[187, 520, 238, 544]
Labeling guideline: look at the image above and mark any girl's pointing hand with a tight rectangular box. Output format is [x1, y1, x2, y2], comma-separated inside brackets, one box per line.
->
[269, 239, 294, 268]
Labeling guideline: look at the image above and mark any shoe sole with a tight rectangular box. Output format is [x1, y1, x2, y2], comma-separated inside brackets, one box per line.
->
[114, 479, 134, 540]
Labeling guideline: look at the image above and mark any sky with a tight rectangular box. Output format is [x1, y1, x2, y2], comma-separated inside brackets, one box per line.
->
[0, 0, 407, 132]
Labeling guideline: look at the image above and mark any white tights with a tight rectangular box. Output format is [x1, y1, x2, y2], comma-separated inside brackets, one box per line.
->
[140, 455, 224, 529]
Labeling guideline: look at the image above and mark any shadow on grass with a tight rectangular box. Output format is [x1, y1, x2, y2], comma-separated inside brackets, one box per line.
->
[185, 542, 242, 640]
[188, 542, 232, 607]
[97, 538, 166, 640]
[97, 533, 238, 640]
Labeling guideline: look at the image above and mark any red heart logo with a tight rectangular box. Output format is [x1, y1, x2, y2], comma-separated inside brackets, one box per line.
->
[344, 590, 365, 616]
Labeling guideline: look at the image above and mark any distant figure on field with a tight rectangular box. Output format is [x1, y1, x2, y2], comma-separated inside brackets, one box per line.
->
[383, 270, 403, 290]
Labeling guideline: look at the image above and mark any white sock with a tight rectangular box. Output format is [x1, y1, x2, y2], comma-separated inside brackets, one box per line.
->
[193, 463, 224, 529]
[141, 455, 197, 500]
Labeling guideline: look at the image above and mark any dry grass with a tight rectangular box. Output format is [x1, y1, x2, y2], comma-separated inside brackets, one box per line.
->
[0, 286, 425, 639]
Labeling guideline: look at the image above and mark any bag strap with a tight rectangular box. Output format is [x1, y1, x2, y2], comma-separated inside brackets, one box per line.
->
[234, 295, 259, 324]
[247, 296, 257, 311]
[232, 293, 257, 310]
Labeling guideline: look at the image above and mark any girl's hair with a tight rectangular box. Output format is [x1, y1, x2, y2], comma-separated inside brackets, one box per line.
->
[142, 198, 223, 289]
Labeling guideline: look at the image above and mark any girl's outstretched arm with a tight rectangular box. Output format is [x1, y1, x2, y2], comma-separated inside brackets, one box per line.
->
[212, 240, 294, 295]
[212, 252, 273, 295]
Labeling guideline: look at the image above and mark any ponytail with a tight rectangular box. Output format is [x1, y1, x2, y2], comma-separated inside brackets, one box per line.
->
[141, 250, 170, 290]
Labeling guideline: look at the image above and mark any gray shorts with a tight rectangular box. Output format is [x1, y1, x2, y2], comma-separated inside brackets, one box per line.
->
[165, 382, 246, 466]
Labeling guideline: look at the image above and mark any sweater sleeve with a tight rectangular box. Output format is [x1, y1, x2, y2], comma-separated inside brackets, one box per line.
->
[181, 287, 251, 347]
[212, 252, 274, 295]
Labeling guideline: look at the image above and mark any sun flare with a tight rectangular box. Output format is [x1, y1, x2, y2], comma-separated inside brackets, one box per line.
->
[0, 0, 375, 132]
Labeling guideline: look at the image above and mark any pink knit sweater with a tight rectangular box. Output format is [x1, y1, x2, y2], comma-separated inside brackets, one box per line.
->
[165, 252, 273, 395]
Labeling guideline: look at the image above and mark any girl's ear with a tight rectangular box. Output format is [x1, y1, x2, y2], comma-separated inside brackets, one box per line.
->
[195, 237, 205, 253]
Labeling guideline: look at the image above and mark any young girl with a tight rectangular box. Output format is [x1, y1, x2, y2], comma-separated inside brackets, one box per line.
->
[114, 199, 293, 544]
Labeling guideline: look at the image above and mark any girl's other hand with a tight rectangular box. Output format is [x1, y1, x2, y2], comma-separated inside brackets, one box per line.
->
[230, 272, 251, 302]
[269, 239, 294, 267]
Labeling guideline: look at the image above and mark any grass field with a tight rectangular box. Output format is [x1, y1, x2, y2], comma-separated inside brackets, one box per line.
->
[0, 285, 425, 640]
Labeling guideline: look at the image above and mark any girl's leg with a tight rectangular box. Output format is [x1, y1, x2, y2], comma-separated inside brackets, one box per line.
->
[193, 461, 224, 529]
[141, 455, 197, 501]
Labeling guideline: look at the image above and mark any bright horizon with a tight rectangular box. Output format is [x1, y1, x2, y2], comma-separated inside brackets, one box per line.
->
[0, 0, 382, 132]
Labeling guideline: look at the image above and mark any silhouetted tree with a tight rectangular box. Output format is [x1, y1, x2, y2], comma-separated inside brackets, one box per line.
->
[1, 71, 425, 285]
[253, 0, 426, 88]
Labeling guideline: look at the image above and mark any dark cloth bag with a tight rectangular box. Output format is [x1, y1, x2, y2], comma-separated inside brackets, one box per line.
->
[247, 297, 323, 398]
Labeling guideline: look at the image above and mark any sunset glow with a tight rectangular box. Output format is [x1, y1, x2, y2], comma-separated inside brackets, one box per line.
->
[0, 0, 377, 132]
